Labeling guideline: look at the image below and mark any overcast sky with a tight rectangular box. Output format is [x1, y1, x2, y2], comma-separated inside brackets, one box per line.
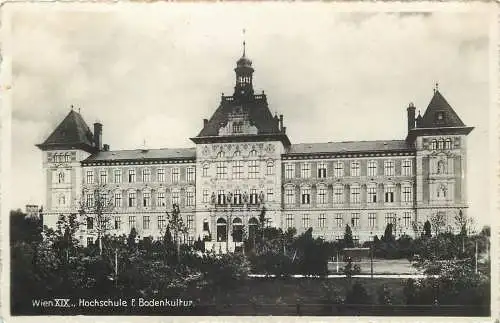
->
[9, 3, 494, 227]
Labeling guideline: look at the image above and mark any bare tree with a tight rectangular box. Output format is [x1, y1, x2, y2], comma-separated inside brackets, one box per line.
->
[79, 183, 115, 255]
[429, 211, 447, 236]
[454, 209, 474, 236]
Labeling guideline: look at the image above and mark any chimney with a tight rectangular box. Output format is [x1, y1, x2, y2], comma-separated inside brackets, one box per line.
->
[279, 114, 284, 132]
[407, 102, 416, 132]
[93, 122, 103, 151]
[103, 144, 110, 151]
[203, 119, 208, 127]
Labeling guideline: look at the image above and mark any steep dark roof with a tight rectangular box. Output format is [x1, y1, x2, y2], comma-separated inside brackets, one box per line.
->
[83, 147, 196, 163]
[37, 110, 96, 152]
[419, 90, 466, 128]
[286, 140, 412, 155]
[196, 95, 280, 137]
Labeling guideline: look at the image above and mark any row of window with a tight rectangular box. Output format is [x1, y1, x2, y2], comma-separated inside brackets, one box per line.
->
[285, 212, 414, 229]
[86, 167, 195, 184]
[50, 153, 72, 163]
[284, 159, 412, 179]
[284, 184, 413, 205]
[86, 214, 194, 231]
[430, 138, 453, 150]
[85, 189, 195, 208]
[210, 160, 274, 179]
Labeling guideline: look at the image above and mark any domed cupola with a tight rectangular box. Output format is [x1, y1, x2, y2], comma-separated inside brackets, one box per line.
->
[233, 41, 254, 99]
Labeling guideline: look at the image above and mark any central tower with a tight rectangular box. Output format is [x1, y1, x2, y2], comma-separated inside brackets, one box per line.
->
[233, 42, 254, 100]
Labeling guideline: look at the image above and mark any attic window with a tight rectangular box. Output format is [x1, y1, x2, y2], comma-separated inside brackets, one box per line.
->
[436, 112, 444, 121]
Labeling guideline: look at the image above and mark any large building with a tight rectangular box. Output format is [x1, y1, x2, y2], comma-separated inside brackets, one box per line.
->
[36, 48, 473, 251]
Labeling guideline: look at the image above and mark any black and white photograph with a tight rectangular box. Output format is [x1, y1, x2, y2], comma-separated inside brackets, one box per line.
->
[3, 2, 497, 319]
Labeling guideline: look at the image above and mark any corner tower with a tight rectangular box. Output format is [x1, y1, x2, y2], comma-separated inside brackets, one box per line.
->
[36, 108, 102, 230]
[406, 86, 474, 233]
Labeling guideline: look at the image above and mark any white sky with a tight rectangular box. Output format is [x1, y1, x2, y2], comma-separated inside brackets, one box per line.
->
[8, 3, 494, 227]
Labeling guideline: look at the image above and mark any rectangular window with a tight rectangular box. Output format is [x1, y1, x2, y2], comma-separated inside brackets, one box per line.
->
[217, 190, 225, 205]
[333, 162, 344, 177]
[402, 159, 412, 176]
[368, 213, 377, 228]
[317, 187, 327, 204]
[87, 217, 94, 230]
[158, 215, 165, 229]
[301, 187, 311, 205]
[186, 191, 195, 206]
[86, 170, 94, 184]
[250, 189, 258, 205]
[384, 186, 395, 203]
[143, 192, 151, 207]
[403, 212, 412, 227]
[202, 189, 209, 204]
[87, 237, 94, 246]
[266, 162, 274, 176]
[114, 169, 122, 183]
[142, 168, 151, 182]
[335, 214, 343, 228]
[367, 160, 377, 177]
[402, 186, 413, 202]
[385, 213, 396, 225]
[318, 213, 327, 229]
[171, 168, 180, 183]
[285, 164, 294, 179]
[171, 189, 180, 205]
[157, 168, 165, 182]
[248, 160, 259, 179]
[128, 215, 136, 229]
[317, 162, 327, 178]
[384, 160, 395, 176]
[216, 162, 227, 179]
[157, 192, 165, 207]
[367, 186, 377, 203]
[100, 170, 107, 184]
[128, 192, 136, 207]
[187, 214, 194, 229]
[350, 186, 360, 204]
[143, 216, 150, 230]
[114, 216, 121, 230]
[350, 161, 360, 177]
[232, 161, 243, 179]
[302, 214, 310, 228]
[285, 187, 295, 205]
[333, 186, 344, 204]
[128, 169, 136, 183]
[114, 192, 122, 207]
[234, 189, 242, 204]
[286, 214, 294, 228]
[301, 163, 311, 178]
[351, 213, 360, 228]
[187, 167, 195, 182]
[86, 193, 94, 207]
[266, 188, 274, 202]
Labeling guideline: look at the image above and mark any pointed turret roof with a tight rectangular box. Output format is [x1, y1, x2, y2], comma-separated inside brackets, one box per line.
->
[36, 109, 96, 152]
[419, 90, 466, 128]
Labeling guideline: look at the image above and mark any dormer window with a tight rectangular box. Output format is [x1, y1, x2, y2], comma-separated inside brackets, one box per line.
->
[436, 111, 444, 121]
[233, 121, 243, 134]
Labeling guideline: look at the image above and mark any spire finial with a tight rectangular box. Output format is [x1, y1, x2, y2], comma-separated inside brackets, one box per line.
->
[434, 82, 439, 93]
[70, 104, 74, 110]
[242, 28, 246, 57]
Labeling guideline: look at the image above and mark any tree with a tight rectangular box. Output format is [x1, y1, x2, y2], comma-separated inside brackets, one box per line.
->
[166, 204, 187, 264]
[430, 212, 446, 236]
[423, 220, 432, 238]
[79, 184, 115, 255]
[127, 227, 138, 248]
[383, 223, 394, 242]
[377, 283, 392, 305]
[345, 281, 371, 304]
[343, 224, 354, 248]
[454, 209, 474, 236]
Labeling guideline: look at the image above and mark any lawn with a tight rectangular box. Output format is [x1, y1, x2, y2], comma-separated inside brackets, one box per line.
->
[328, 258, 421, 274]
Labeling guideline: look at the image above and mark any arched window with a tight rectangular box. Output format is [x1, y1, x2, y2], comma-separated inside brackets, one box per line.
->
[438, 139, 444, 150]
[202, 163, 209, 177]
[266, 161, 274, 175]
[65, 153, 71, 162]
[437, 184, 447, 198]
[217, 151, 225, 159]
[248, 217, 259, 240]
[233, 150, 241, 158]
[232, 217, 244, 242]
[431, 140, 437, 150]
[249, 150, 258, 158]
[216, 218, 227, 242]
[58, 172, 65, 183]
[445, 139, 452, 150]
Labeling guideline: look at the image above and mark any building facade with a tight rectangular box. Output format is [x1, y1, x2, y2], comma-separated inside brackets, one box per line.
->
[36, 49, 473, 251]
